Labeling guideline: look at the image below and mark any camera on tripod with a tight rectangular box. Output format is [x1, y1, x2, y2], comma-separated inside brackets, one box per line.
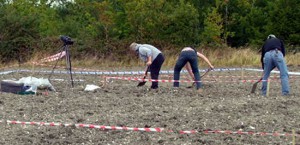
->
[60, 35, 74, 45]
[50, 35, 75, 87]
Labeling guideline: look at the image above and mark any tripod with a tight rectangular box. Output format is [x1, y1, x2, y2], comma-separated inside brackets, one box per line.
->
[48, 41, 74, 88]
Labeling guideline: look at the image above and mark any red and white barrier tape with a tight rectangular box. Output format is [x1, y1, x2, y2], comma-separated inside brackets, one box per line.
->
[181, 129, 299, 137]
[23, 62, 300, 76]
[75, 124, 164, 132]
[1, 120, 299, 137]
[106, 76, 279, 83]
[33, 62, 300, 75]
[40, 51, 66, 63]
[160, 75, 300, 79]
[1, 120, 164, 133]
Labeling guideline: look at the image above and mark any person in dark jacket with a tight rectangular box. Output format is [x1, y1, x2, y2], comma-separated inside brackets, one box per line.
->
[130, 42, 165, 89]
[261, 34, 290, 96]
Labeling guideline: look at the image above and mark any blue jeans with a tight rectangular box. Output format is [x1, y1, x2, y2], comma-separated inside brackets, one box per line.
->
[173, 51, 202, 89]
[261, 50, 290, 96]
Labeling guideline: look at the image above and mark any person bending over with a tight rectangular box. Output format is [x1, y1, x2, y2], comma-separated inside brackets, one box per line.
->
[173, 47, 214, 93]
[129, 42, 165, 89]
[261, 34, 290, 96]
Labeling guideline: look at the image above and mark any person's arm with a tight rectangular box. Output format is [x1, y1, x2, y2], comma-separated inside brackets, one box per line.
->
[139, 47, 152, 65]
[196, 52, 214, 69]
[261, 45, 265, 69]
[185, 63, 195, 80]
[146, 56, 152, 66]
[280, 40, 286, 57]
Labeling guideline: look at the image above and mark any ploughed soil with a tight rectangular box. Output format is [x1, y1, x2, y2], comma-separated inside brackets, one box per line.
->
[0, 66, 300, 145]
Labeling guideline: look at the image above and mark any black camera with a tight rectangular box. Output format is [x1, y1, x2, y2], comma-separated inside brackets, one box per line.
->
[60, 35, 74, 45]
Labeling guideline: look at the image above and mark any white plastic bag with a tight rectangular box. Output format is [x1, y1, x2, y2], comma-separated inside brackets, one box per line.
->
[84, 84, 100, 92]
[17, 76, 56, 91]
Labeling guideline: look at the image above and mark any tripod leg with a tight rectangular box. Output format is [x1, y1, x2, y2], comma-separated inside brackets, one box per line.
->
[49, 46, 65, 81]
[65, 45, 74, 87]
[68, 55, 74, 87]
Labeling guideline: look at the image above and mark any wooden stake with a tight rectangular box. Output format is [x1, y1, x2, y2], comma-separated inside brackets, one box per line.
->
[102, 76, 107, 87]
[292, 129, 295, 145]
[31, 62, 36, 77]
[241, 68, 244, 80]
[266, 79, 271, 97]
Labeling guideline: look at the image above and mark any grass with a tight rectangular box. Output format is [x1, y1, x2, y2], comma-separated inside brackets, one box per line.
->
[286, 53, 300, 66]
[200, 47, 261, 68]
[1, 47, 299, 69]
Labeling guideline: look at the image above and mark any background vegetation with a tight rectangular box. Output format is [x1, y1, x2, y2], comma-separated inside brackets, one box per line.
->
[0, 0, 299, 67]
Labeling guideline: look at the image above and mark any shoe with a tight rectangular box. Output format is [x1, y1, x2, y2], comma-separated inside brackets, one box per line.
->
[282, 93, 290, 96]
[197, 88, 203, 93]
[261, 93, 266, 96]
[149, 88, 159, 93]
[151, 86, 158, 89]
[173, 87, 179, 92]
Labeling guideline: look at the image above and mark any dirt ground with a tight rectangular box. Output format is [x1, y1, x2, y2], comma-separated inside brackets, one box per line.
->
[0, 66, 300, 145]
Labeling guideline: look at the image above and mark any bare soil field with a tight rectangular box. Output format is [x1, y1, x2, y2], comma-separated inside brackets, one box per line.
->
[0, 66, 300, 145]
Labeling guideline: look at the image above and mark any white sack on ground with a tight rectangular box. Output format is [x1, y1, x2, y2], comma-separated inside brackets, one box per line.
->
[17, 76, 56, 91]
[84, 84, 101, 92]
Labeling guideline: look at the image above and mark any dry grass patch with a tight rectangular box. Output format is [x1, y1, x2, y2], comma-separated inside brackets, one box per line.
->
[1, 47, 299, 69]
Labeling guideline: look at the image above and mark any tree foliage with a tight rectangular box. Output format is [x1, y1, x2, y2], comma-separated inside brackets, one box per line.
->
[200, 0, 224, 46]
[0, 0, 40, 62]
[0, 0, 299, 62]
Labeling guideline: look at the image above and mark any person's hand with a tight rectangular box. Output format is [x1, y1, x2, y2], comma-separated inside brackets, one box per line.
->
[209, 65, 214, 70]
[139, 75, 147, 82]
[192, 82, 196, 86]
[146, 61, 152, 66]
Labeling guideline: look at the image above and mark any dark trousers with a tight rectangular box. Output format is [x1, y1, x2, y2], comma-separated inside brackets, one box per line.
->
[150, 53, 165, 89]
[173, 51, 201, 89]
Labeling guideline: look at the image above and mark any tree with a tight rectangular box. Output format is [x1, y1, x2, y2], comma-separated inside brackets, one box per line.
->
[0, 0, 40, 62]
[265, 0, 300, 45]
[200, 0, 226, 46]
[227, 0, 269, 47]
[124, 0, 168, 41]
[165, 0, 200, 45]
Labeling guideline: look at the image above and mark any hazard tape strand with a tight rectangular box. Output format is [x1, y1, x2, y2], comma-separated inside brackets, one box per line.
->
[105, 76, 281, 83]
[1, 120, 299, 137]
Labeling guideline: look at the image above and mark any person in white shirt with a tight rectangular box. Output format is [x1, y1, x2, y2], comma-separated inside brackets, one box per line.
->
[130, 42, 165, 89]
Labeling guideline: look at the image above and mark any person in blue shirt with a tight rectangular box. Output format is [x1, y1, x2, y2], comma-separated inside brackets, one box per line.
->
[261, 34, 290, 96]
[130, 42, 165, 89]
